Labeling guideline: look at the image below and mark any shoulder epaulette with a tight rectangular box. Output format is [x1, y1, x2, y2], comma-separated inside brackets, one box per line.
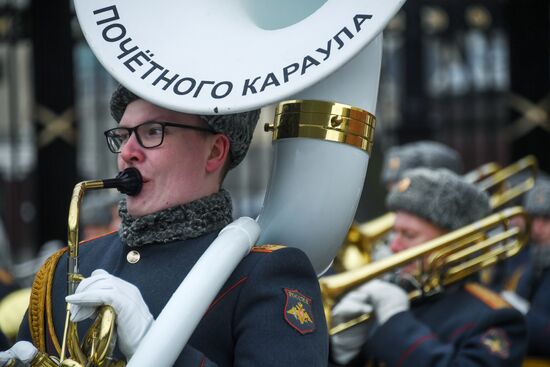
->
[251, 244, 286, 253]
[465, 283, 510, 310]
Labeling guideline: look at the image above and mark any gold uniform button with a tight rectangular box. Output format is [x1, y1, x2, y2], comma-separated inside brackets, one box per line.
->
[127, 250, 141, 264]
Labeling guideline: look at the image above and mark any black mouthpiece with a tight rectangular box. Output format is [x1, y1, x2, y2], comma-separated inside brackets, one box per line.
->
[103, 167, 143, 196]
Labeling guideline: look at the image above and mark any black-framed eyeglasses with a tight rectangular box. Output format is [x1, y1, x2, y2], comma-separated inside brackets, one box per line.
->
[104, 121, 215, 153]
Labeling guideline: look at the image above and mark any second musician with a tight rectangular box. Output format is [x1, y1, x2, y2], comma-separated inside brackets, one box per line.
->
[330, 168, 527, 367]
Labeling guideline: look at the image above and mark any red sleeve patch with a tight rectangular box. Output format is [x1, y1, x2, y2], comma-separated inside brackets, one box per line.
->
[283, 288, 315, 335]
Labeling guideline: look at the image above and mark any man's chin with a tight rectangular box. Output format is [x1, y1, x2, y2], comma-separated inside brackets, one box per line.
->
[126, 199, 147, 218]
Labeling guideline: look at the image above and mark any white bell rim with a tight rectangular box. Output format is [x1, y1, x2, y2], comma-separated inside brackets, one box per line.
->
[74, 0, 405, 114]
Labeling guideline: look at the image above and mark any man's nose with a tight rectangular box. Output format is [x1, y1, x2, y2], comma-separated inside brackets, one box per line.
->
[389, 236, 406, 253]
[119, 134, 145, 162]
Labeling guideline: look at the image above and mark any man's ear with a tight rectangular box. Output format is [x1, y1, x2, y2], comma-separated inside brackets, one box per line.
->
[205, 134, 230, 174]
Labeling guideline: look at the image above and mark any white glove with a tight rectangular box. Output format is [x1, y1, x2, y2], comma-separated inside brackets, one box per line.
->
[501, 290, 530, 315]
[350, 279, 409, 325]
[0, 341, 38, 367]
[330, 289, 374, 365]
[65, 269, 154, 360]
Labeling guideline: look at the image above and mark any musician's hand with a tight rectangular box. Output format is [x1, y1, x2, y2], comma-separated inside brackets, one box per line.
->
[66, 269, 154, 360]
[0, 341, 37, 367]
[501, 290, 530, 315]
[348, 279, 409, 325]
[330, 289, 374, 365]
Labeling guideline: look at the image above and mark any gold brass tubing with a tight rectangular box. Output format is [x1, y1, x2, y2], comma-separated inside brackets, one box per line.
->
[56, 171, 139, 366]
[67, 180, 105, 258]
[265, 100, 376, 154]
[425, 232, 485, 272]
[478, 155, 537, 191]
[81, 306, 117, 366]
[444, 228, 518, 266]
[335, 212, 395, 272]
[334, 235, 370, 272]
[30, 351, 60, 367]
[464, 162, 502, 184]
[60, 307, 71, 364]
[490, 177, 536, 209]
[357, 212, 396, 247]
[444, 228, 526, 285]
[62, 179, 105, 363]
[476, 155, 538, 209]
[330, 313, 373, 336]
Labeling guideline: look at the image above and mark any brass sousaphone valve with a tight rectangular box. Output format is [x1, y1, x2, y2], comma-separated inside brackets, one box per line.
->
[31, 168, 142, 367]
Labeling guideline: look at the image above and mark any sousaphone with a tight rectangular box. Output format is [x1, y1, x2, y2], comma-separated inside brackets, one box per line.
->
[70, 1, 407, 366]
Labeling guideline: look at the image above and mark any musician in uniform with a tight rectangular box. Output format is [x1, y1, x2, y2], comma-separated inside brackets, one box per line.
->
[365, 140, 464, 263]
[381, 141, 463, 189]
[499, 177, 550, 357]
[330, 168, 527, 367]
[3, 86, 328, 366]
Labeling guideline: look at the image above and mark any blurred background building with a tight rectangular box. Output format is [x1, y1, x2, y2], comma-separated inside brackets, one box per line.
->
[0, 0, 549, 268]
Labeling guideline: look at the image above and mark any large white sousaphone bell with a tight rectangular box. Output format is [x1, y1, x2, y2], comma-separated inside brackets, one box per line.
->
[73, 1, 406, 366]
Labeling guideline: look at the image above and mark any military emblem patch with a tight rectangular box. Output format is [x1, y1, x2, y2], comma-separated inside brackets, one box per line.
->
[480, 328, 510, 359]
[283, 288, 315, 335]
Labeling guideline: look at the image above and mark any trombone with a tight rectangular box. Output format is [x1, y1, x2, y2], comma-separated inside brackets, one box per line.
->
[334, 156, 537, 272]
[321, 206, 529, 336]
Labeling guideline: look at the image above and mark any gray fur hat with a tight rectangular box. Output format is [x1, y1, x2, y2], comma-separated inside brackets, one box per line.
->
[110, 85, 260, 169]
[386, 168, 491, 230]
[381, 141, 463, 186]
[524, 177, 550, 218]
